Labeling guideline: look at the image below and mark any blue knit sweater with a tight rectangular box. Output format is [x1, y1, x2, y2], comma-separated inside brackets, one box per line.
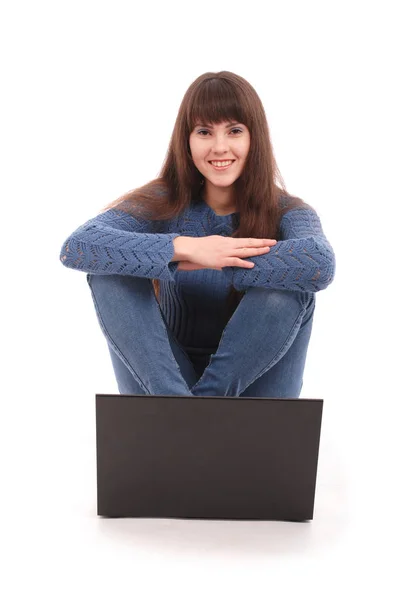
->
[60, 194, 336, 353]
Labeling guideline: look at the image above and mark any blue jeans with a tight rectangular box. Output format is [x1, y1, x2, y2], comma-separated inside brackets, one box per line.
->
[86, 274, 315, 398]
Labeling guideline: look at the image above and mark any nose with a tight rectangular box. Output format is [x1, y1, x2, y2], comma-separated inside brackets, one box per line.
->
[212, 133, 230, 154]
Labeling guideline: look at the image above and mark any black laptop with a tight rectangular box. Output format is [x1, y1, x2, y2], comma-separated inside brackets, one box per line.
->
[95, 394, 323, 521]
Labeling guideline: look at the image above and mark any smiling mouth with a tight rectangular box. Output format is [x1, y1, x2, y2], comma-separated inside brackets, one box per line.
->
[208, 160, 236, 170]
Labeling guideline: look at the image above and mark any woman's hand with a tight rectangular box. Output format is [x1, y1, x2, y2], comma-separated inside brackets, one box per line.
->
[183, 235, 277, 269]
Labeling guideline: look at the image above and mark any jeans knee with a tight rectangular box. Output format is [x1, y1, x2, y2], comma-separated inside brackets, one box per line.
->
[244, 287, 315, 315]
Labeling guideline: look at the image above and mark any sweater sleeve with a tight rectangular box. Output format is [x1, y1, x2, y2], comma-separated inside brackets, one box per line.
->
[222, 208, 336, 293]
[59, 208, 181, 281]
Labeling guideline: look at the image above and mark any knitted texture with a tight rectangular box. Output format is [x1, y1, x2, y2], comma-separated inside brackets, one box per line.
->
[59, 209, 181, 281]
[223, 208, 336, 292]
[60, 195, 336, 350]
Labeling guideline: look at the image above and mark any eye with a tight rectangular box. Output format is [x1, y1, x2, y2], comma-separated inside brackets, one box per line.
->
[196, 128, 243, 136]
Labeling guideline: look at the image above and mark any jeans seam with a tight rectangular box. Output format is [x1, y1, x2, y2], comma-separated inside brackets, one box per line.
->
[244, 306, 306, 392]
[190, 321, 229, 391]
[87, 280, 151, 394]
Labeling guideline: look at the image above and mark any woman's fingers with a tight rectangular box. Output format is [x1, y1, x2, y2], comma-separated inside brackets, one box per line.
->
[236, 245, 272, 256]
[234, 238, 277, 248]
[231, 238, 277, 258]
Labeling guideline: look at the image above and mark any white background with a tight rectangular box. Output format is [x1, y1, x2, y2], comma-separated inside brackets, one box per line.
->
[1, 0, 400, 597]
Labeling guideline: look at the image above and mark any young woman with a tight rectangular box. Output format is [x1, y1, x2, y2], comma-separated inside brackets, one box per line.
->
[60, 70, 336, 398]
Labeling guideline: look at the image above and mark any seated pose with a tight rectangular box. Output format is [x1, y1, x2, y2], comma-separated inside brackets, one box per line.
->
[59, 70, 336, 398]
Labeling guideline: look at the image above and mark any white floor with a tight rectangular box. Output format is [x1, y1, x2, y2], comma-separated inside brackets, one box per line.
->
[3, 373, 399, 599]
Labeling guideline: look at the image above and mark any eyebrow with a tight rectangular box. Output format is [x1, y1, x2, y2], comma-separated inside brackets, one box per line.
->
[194, 121, 243, 128]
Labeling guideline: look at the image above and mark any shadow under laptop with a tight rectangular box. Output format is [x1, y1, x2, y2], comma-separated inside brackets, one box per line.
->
[94, 510, 346, 559]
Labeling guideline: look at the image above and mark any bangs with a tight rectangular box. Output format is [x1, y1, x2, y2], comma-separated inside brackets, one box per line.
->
[187, 78, 248, 131]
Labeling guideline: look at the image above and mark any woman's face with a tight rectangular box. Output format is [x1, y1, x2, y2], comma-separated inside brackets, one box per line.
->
[189, 120, 251, 188]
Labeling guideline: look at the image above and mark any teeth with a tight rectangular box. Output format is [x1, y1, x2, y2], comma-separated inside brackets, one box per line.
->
[211, 160, 233, 167]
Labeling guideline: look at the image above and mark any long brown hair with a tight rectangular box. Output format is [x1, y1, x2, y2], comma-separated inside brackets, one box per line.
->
[99, 71, 310, 319]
